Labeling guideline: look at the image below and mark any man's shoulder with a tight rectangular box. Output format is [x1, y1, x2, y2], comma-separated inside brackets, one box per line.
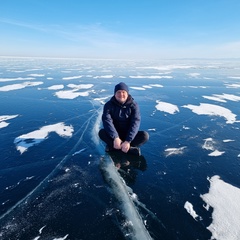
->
[104, 97, 115, 108]
[127, 97, 138, 108]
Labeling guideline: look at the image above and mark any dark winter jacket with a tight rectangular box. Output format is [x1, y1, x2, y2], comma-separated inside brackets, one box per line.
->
[102, 95, 141, 142]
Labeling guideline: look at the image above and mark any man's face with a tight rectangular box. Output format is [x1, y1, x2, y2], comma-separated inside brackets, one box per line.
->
[115, 90, 128, 104]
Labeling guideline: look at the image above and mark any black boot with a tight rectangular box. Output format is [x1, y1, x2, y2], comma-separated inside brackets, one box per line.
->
[128, 147, 141, 156]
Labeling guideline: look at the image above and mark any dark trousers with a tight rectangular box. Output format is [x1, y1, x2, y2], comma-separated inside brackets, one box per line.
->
[98, 129, 149, 148]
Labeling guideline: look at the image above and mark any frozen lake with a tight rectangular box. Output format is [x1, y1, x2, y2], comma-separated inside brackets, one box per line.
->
[0, 57, 240, 240]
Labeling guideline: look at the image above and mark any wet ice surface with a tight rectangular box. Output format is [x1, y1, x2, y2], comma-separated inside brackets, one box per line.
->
[0, 57, 240, 239]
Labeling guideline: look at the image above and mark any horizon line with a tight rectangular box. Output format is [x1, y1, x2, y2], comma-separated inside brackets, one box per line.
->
[1, 55, 240, 61]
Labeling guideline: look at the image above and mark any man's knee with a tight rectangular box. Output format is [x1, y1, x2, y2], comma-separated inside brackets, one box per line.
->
[142, 131, 149, 143]
[98, 129, 105, 140]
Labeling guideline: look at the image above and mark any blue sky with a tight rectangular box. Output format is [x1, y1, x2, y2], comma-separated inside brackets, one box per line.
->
[1, 0, 240, 59]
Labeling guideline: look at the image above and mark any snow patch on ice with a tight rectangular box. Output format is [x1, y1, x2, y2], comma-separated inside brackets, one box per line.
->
[28, 74, 45, 77]
[129, 75, 172, 79]
[54, 89, 89, 99]
[203, 93, 240, 103]
[202, 138, 215, 151]
[14, 122, 74, 154]
[149, 84, 164, 88]
[47, 85, 64, 90]
[93, 96, 110, 105]
[201, 175, 240, 240]
[202, 138, 225, 157]
[208, 150, 225, 157]
[187, 73, 201, 78]
[130, 84, 164, 91]
[223, 139, 235, 143]
[227, 76, 240, 80]
[155, 100, 179, 114]
[54, 83, 94, 99]
[67, 83, 93, 89]
[148, 128, 156, 132]
[164, 146, 186, 157]
[52, 235, 69, 240]
[0, 115, 19, 129]
[0, 77, 35, 82]
[0, 82, 43, 91]
[182, 103, 237, 124]
[93, 75, 114, 79]
[62, 75, 82, 80]
[139, 64, 194, 71]
[225, 83, 240, 88]
[130, 86, 146, 90]
[184, 201, 199, 220]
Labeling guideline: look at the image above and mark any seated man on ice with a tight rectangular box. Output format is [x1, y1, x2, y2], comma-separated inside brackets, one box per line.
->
[98, 82, 149, 156]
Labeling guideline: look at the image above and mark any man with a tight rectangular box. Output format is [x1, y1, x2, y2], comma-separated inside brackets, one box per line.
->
[98, 82, 149, 156]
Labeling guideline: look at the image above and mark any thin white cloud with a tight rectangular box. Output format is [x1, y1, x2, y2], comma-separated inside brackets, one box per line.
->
[1, 18, 240, 59]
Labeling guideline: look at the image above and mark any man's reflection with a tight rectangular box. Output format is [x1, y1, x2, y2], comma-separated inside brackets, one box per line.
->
[109, 151, 147, 185]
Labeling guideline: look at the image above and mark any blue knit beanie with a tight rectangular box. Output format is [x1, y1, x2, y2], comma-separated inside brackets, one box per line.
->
[114, 82, 129, 94]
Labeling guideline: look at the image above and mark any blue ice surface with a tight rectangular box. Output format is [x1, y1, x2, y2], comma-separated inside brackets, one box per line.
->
[0, 57, 240, 239]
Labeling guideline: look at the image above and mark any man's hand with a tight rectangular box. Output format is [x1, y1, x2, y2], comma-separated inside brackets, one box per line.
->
[113, 137, 122, 149]
[121, 141, 130, 153]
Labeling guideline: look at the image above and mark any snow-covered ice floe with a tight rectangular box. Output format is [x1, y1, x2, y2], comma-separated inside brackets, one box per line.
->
[184, 176, 240, 240]
[201, 176, 240, 240]
[184, 201, 200, 221]
[0, 82, 43, 91]
[14, 122, 74, 154]
[0, 115, 19, 129]
[155, 100, 179, 114]
[203, 93, 240, 103]
[202, 138, 225, 157]
[54, 83, 94, 99]
[182, 103, 238, 124]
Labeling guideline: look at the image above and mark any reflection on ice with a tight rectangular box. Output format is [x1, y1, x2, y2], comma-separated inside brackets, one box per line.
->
[100, 155, 153, 240]
[93, 107, 152, 239]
